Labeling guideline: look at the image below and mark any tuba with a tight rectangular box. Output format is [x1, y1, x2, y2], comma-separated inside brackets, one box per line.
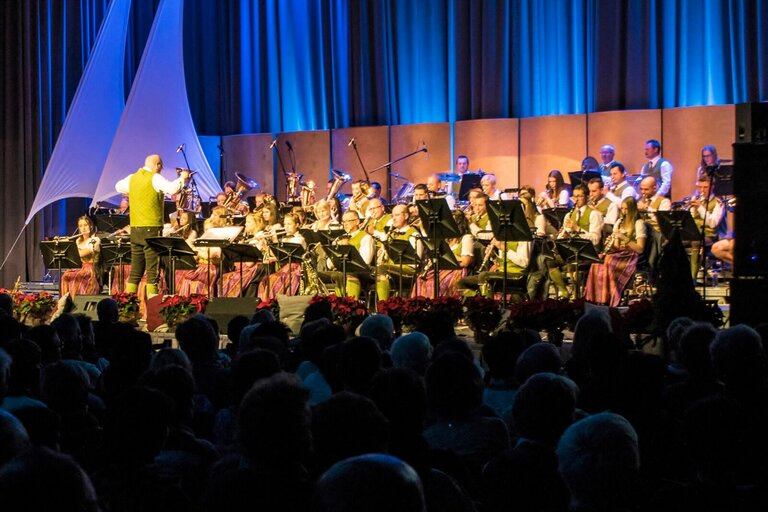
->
[327, 169, 351, 201]
[223, 173, 259, 210]
[175, 168, 201, 213]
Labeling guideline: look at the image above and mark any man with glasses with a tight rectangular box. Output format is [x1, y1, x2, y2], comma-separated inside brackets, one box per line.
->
[364, 199, 391, 242]
[326, 211, 375, 298]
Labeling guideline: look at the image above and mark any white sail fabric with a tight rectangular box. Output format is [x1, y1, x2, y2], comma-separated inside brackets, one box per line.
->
[25, 0, 132, 224]
[91, 0, 220, 206]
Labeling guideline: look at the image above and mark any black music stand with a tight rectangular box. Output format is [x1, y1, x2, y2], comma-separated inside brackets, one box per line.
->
[94, 213, 129, 234]
[146, 237, 197, 295]
[656, 211, 700, 243]
[487, 200, 534, 307]
[384, 239, 419, 297]
[40, 240, 82, 297]
[555, 238, 601, 299]
[271, 242, 305, 296]
[325, 245, 370, 297]
[313, 228, 346, 246]
[416, 198, 460, 298]
[222, 244, 264, 297]
[458, 172, 483, 201]
[100, 239, 132, 293]
[196, 226, 243, 296]
[542, 207, 571, 231]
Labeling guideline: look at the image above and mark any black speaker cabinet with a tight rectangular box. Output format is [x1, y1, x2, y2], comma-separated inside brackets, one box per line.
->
[70, 294, 106, 320]
[736, 102, 768, 143]
[733, 143, 768, 277]
[205, 297, 259, 334]
[729, 278, 768, 327]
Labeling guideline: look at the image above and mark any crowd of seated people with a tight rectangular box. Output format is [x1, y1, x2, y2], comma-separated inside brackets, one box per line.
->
[2, 287, 768, 511]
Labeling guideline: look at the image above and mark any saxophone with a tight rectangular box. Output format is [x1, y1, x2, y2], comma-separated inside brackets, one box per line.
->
[300, 243, 328, 295]
[602, 216, 623, 254]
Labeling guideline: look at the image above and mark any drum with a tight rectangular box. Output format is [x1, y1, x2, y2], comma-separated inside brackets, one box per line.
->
[392, 182, 415, 204]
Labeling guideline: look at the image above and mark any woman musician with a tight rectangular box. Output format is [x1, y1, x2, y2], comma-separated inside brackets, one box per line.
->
[537, 170, 572, 210]
[220, 212, 269, 297]
[61, 216, 102, 298]
[584, 197, 646, 307]
[413, 210, 474, 298]
[258, 213, 306, 297]
[175, 212, 221, 296]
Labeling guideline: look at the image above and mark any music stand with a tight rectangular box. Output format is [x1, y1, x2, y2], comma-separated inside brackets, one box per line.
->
[458, 172, 483, 201]
[555, 238, 600, 299]
[40, 240, 82, 297]
[195, 226, 243, 296]
[271, 242, 305, 295]
[416, 198, 461, 298]
[146, 237, 197, 295]
[94, 213, 129, 234]
[487, 200, 534, 306]
[325, 244, 370, 297]
[100, 238, 132, 293]
[568, 170, 602, 189]
[656, 211, 700, 243]
[542, 208, 570, 231]
[222, 244, 264, 297]
[384, 239, 419, 297]
[313, 228, 346, 246]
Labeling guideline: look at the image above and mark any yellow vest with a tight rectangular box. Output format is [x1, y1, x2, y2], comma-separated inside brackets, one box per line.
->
[128, 169, 164, 227]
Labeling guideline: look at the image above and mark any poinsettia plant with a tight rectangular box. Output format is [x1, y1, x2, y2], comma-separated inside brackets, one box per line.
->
[309, 294, 367, 327]
[256, 297, 280, 318]
[112, 292, 140, 320]
[463, 294, 503, 338]
[159, 293, 209, 327]
[506, 298, 584, 333]
[4, 291, 57, 323]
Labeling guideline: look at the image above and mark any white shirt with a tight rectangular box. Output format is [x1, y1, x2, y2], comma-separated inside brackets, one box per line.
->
[503, 240, 532, 269]
[115, 167, 186, 196]
[558, 205, 604, 246]
[647, 156, 674, 198]
[605, 180, 639, 206]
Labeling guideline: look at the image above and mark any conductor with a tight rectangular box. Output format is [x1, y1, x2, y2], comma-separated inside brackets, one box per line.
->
[115, 154, 191, 297]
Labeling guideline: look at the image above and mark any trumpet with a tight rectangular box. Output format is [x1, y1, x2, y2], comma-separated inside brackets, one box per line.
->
[671, 192, 700, 211]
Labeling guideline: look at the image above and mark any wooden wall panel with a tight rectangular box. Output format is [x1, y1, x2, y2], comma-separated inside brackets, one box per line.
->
[663, 105, 735, 200]
[390, 123, 450, 187]
[587, 109, 661, 178]
[221, 133, 274, 202]
[455, 118, 520, 191]
[520, 114, 586, 197]
[331, 126, 390, 199]
[274, 130, 330, 202]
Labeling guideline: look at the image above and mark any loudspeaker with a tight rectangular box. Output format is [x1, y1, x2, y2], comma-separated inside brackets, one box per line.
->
[205, 297, 260, 334]
[733, 143, 768, 276]
[69, 294, 106, 320]
[729, 278, 768, 327]
[736, 102, 768, 143]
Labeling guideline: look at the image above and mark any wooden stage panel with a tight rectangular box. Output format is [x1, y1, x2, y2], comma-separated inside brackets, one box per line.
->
[520, 114, 586, 197]
[663, 105, 735, 201]
[455, 118, 520, 191]
[331, 126, 390, 199]
[274, 131, 330, 203]
[587, 109, 661, 177]
[390, 123, 450, 186]
[221, 133, 275, 202]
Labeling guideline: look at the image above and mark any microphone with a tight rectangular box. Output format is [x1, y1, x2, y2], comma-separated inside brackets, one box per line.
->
[422, 141, 429, 159]
[269, 139, 277, 149]
[286, 140, 293, 151]
[348, 137, 355, 147]
[176, 143, 185, 153]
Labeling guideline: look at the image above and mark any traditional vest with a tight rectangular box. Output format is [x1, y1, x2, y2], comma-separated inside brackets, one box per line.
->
[475, 213, 490, 230]
[592, 198, 611, 217]
[497, 240, 526, 274]
[569, 206, 594, 232]
[645, 196, 665, 231]
[692, 197, 725, 238]
[349, 229, 367, 250]
[128, 169, 164, 227]
[643, 158, 670, 197]
[614, 181, 631, 197]
[391, 226, 417, 242]
[373, 214, 392, 232]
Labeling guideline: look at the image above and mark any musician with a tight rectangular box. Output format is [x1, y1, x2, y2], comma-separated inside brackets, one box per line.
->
[328, 196, 343, 224]
[309, 200, 335, 231]
[581, 156, 599, 172]
[60, 216, 101, 298]
[370, 182, 387, 205]
[260, 202, 283, 234]
[365, 199, 392, 241]
[537, 170, 571, 209]
[115, 154, 190, 297]
[414, 210, 474, 298]
[220, 212, 268, 297]
[636, 176, 671, 231]
[449, 154, 471, 196]
[376, 204, 420, 300]
[176, 215, 221, 296]
[327, 211, 375, 299]
[587, 177, 619, 227]
[605, 163, 638, 207]
[258, 213, 306, 297]
[468, 191, 493, 240]
[584, 197, 647, 307]
[698, 145, 721, 174]
[481, 174, 502, 201]
[223, 180, 250, 215]
[408, 184, 430, 229]
[640, 139, 673, 198]
[348, 180, 371, 215]
[689, 173, 727, 279]
[426, 174, 456, 209]
[711, 238, 734, 266]
[597, 144, 618, 182]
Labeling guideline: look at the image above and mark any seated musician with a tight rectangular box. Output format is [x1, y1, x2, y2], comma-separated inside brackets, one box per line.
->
[220, 212, 268, 297]
[604, 163, 638, 207]
[458, 229, 532, 300]
[636, 176, 671, 232]
[258, 213, 306, 297]
[408, 184, 430, 227]
[365, 199, 392, 242]
[587, 177, 619, 231]
[223, 181, 251, 215]
[370, 181, 387, 205]
[414, 210, 474, 298]
[348, 180, 371, 217]
[537, 170, 571, 210]
[481, 174, 502, 201]
[688, 172, 727, 279]
[260, 202, 283, 233]
[309, 199, 338, 232]
[584, 197, 646, 307]
[323, 211, 375, 299]
[375, 204, 420, 300]
[61, 216, 101, 297]
[467, 191, 493, 240]
[548, 184, 603, 298]
[175, 212, 220, 296]
[427, 174, 456, 209]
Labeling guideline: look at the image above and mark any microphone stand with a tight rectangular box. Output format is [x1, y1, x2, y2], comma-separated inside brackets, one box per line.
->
[272, 141, 292, 202]
[369, 146, 428, 203]
[349, 139, 370, 183]
[177, 143, 198, 212]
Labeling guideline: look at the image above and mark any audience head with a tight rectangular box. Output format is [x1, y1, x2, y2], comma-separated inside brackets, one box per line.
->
[230, 349, 281, 407]
[513, 372, 578, 445]
[426, 352, 483, 420]
[103, 386, 171, 464]
[665, 316, 694, 363]
[226, 315, 250, 353]
[41, 361, 90, 413]
[710, 324, 766, 391]
[0, 292, 12, 316]
[678, 322, 718, 380]
[176, 314, 219, 364]
[314, 454, 425, 512]
[340, 336, 382, 395]
[0, 409, 29, 467]
[51, 313, 82, 360]
[482, 330, 528, 382]
[140, 364, 195, 425]
[514, 342, 563, 385]
[369, 368, 427, 440]
[0, 314, 21, 349]
[558, 412, 639, 511]
[96, 297, 119, 324]
[359, 315, 395, 351]
[150, 347, 192, 373]
[25, 325, 62, 365]
[390, 332, 432, 375]
[414, 310, 456, 347]
[4, 339, 42, 397]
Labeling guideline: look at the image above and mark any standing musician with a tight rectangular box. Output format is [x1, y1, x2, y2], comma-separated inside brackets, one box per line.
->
[414, 210, 474, 297]
[537, 170, 571, 210]
[636, 176, 671, 232]
[640, 139, 674, 198]
[604, 162, 638, 207]
[467, 191, 493, 240]
[365, 199, 392, 242]
[325, 211, 375, 299]
[548, 184, 603, 298]
[688, 172, 727, 279]
[597, 144, 619, 183]
[220, 212, 268, 297]
[258, 213, 306, 297]
[584, 197, 647, 307]
[375, 204, 420, 300]
[60, 216, 101, 298]
[480, 174, 502, 201]
[348, 180, 371, 216]
[115, 154, 191, 298]
[426, 174, 456, 209]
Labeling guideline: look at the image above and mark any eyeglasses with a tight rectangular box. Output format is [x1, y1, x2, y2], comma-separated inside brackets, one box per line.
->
[342, 219, 358, 223]
[702, 153, 714, 157]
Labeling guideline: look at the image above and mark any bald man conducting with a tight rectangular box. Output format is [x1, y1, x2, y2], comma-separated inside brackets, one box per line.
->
[115, 154, 191, 297]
